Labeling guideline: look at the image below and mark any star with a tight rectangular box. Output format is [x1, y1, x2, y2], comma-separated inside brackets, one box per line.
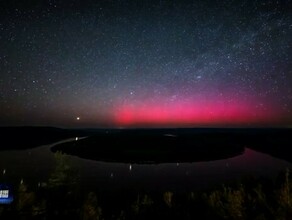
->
[0, 0, 290, 127]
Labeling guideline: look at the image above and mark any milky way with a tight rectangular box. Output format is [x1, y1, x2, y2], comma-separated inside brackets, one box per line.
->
[0, 0, 291, 127]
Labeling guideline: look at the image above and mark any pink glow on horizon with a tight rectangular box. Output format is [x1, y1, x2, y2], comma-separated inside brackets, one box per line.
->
[113, 98, 278, 127]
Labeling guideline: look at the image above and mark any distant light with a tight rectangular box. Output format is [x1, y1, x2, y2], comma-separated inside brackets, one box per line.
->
[75, 137, 78, 141]
[76, 117, 80, 120]
[2, 169, 5, 175]
[129, 164, 132, 171]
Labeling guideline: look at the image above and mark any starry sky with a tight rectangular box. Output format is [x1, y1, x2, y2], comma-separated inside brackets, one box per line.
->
[0, 0, 291, 128]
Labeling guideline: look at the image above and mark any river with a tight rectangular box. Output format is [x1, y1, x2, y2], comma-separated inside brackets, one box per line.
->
[0, 137, 291, 192]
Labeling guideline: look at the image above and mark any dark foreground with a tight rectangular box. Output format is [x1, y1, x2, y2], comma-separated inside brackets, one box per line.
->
[1, 160, 292, 220]
[0, 127, 91, 150]
[1, 127, 292, 219]
[51, 127, 292, 164]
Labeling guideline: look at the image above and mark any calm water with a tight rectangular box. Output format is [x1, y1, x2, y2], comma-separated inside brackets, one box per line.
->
[0, 138, 291, 193]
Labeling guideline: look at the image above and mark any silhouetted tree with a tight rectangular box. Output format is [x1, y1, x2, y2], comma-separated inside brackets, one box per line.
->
[82, 192, 103, 220]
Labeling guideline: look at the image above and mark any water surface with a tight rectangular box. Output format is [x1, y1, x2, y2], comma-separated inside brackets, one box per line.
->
[0, 138, 291, 193]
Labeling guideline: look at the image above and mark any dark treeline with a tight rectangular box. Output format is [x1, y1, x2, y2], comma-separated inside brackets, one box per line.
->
[0, 152, 292, 219]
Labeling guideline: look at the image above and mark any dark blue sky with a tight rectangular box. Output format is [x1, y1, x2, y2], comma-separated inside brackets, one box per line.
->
[0, 0, 291, 127]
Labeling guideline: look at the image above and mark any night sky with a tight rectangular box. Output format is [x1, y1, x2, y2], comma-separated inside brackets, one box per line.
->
[0, 0, 291, 128]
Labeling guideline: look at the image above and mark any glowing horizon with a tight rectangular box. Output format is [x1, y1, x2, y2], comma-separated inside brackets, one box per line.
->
[113, 97, 280, 127]
[0, 1, 291, 128]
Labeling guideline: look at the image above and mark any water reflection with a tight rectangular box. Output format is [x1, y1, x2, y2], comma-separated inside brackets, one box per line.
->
[0, 139, 291, 192]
